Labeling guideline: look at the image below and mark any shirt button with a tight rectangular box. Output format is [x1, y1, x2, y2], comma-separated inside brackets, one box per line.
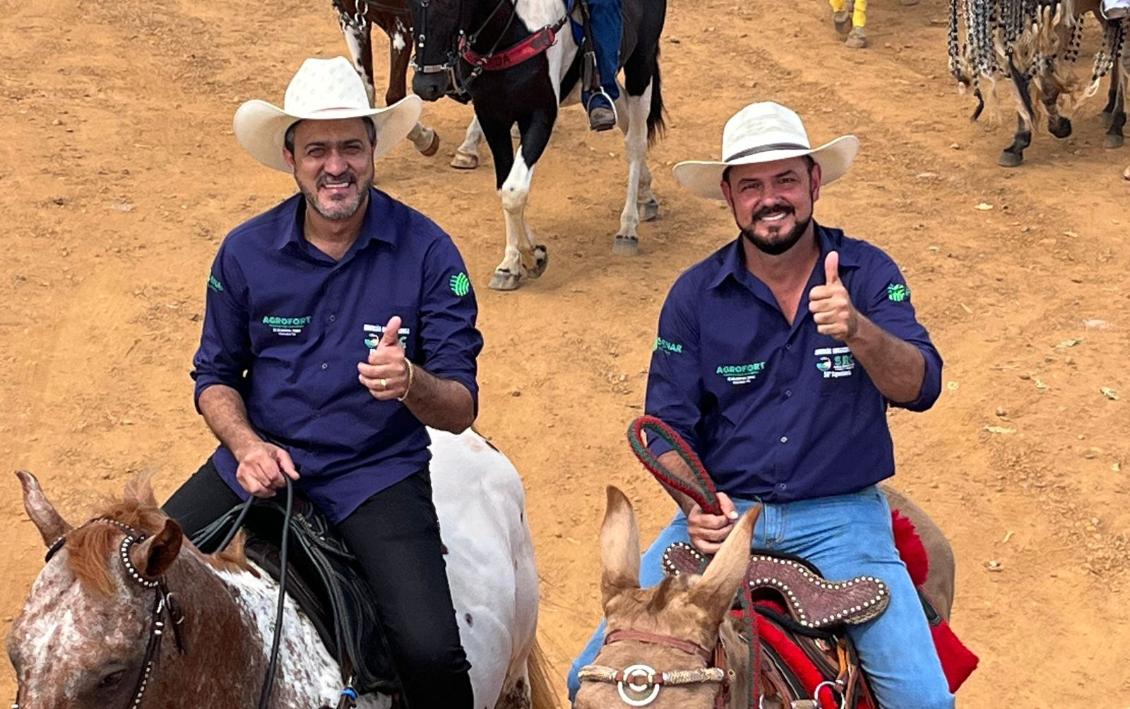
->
[784, 389, 792, 398]
[328, 314, 336, 323]
[785, 344, 792, 351]
[779, 436, 788, 444]
[321, 362, 328, 370]
[776, 483, 787, 492]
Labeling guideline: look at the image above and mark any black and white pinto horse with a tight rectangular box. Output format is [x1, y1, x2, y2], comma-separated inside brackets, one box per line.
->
[407, 0, 667, 290]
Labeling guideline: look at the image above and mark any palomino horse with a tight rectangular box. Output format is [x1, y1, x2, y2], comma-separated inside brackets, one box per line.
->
[828, 0, 920, 49]
[8, 428, 553, 708]
[574, 487, 956, 708]
[408, 0, 667, 290]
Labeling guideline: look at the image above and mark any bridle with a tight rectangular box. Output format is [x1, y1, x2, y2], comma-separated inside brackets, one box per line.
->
[12, 518, 186, 709]
[578, 628, 732, 708]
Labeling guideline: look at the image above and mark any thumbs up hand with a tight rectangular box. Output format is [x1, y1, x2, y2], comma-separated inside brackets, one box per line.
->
[808, 251, 859, 342]
[358, 316, 411, 401]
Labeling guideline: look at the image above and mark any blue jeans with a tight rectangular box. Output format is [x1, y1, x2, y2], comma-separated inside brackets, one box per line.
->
[584, 0, 621, 101]
[566, 487, 954, 709]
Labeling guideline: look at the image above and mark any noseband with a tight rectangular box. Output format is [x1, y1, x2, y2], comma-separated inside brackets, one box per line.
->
[578, 628, 731, 707]
[410, 0, 520, 96]
[12, 518, 186, 709]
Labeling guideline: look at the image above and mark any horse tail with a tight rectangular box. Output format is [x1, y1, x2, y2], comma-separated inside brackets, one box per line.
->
[646, 48, 666, 145]
[526, 637, 560, 709]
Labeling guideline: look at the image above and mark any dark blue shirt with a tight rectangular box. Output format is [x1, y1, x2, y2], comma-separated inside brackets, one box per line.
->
[192, 188, 482, 523]
[645, 225, 942, 501]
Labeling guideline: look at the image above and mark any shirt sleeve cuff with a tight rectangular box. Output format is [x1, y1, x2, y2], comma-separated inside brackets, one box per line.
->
[893, 346, 942, 412]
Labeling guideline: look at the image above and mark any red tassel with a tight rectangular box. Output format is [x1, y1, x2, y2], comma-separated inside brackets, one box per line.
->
[891, 510, 929, 586]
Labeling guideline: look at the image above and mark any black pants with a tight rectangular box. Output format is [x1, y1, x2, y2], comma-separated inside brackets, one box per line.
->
[163, 459, 474, 709]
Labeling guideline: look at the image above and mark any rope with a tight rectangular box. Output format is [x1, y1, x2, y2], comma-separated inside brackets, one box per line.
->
[627, 416, 721, 515]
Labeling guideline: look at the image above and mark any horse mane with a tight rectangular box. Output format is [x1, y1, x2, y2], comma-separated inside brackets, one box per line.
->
[64, 473, 248, 596]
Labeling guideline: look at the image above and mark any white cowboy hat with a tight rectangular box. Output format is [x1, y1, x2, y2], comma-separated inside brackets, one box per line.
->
[233, 56, 423, 172]
[672, 102, 860, 200]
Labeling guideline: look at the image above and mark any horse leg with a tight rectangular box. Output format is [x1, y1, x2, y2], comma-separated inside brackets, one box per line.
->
[845, 0, 868, 48]
[342, 21, 377, 105]
[1040, 64, 1072, 139]
[1000, 61, 1034, 167]
[1105, 66, 1126, 149]
[1101, 64, 1119, 128]
[451, 117, 484, 170]
[612, 83, 654, 256]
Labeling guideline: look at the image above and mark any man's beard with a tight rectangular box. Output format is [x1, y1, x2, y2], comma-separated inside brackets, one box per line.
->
[740, 212, 812, 256]
[300, 170, 370, 221]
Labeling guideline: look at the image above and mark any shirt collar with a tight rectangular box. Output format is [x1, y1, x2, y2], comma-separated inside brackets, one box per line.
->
[708, 222, 860, 290]
[274, 187, 399, 253]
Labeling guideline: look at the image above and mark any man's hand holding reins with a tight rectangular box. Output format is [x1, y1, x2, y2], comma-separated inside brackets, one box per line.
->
[809, 251, 859, 342]
[359, 316, 413, 401]
[687, 492, 740, 555]
[235, 440, 299, 498]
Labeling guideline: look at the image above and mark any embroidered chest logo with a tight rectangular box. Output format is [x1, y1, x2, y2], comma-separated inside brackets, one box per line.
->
[363, 322, 411, 349]
[262, 315, 311, 337]
[450, 272, 471, 297]
[886, 282, 910, 302]
[814, 347, 855, 378]
[715, 361, 767, 385]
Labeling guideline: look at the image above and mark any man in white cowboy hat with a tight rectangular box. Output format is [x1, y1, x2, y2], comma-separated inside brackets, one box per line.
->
[163, 56, 480, 707]
[567, 102, 953, 707]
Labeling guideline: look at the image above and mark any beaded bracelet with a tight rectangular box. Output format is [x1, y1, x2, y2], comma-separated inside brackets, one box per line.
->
[397, 359, 415, 402]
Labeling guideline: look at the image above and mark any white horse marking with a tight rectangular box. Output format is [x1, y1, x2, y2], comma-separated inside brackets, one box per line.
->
[615, 82, 655, 253]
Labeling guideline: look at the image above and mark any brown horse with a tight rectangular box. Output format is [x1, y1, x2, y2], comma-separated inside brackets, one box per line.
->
[574, 486, 956, 708]
[8, 429, 555, 708]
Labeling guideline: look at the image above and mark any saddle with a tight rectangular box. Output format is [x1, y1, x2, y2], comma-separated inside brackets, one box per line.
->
[662, 543, 890, 630]
[663, 543, 885, 708]
[190, 496, 399, 696]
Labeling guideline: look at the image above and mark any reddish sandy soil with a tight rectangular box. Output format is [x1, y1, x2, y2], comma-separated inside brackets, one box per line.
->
[2, 0, 1128, 704]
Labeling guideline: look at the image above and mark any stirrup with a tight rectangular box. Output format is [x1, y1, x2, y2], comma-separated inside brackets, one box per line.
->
[585, 87, 619, 125]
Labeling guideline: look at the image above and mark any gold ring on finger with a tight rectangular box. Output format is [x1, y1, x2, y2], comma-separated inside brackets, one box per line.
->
[379, 377, 388, 389]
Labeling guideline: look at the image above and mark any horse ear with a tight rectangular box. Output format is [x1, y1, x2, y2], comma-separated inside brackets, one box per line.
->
[130, 518, 184, 579]
[600, 486, 641, 608]
[689, 505, 759, 622]
[16, 470, 73, 547]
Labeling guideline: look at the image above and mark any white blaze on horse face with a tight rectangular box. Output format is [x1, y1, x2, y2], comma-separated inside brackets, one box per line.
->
[10, 553, 149, 705]
[213, 564, 388, 709]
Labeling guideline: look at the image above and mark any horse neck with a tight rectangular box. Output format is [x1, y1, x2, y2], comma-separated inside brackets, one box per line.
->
[469, 0, 560, 48]
[146, 552, 273, 707]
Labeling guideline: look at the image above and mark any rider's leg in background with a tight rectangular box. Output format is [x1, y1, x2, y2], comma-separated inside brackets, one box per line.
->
[583, 0, 622, 130]
[162, 456, 242, 537]
[337, 468, 474, 709]
[767, 486, 954, 709]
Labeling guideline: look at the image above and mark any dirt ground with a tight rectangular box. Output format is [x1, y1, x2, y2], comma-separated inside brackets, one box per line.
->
[2, 0, 1128, 705]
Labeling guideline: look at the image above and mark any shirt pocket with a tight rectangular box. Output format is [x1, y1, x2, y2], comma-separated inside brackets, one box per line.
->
[360, 305, 419, 360]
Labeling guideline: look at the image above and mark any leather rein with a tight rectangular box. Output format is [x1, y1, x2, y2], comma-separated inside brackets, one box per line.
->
[12, 518, 187, 709]
[578, 628, 732, 708]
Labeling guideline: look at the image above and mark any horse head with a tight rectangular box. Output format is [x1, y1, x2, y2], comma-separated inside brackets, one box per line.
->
[406, 0, 474, 100]
[574, 487, 758, 708]
[7, 471, 191, 709]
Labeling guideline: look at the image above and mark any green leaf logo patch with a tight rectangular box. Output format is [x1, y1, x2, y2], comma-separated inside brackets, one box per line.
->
[450, 272, 471, 297]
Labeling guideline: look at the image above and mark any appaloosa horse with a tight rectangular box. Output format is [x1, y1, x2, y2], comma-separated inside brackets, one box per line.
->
[8, 428, 552, 709]
[574, 487, 958, 708]
[407, 0, 667, 290]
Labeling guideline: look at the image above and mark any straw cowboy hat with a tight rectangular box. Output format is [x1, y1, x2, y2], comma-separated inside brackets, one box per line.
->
[673, 102, 860, 200]
[233, 56, 423, 172]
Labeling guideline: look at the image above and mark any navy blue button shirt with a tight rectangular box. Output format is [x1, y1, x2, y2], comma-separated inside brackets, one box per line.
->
[192, 188, 482, 523]
[646, 225, 942, 501]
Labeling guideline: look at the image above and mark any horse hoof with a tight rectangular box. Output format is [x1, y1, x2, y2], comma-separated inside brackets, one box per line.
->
[833, 11, 851, 34]
[528, 245, 549, 279]
[845, 28, 868, 48]
[419, 130, 441, 157]
[489, 269, 522, 291]
[450, 151, 479, 170]
[1100, 111, 1113, 129]
[1123, 165, 1130, 181]
[997, 151, 1023, 168]
[638, 197, 660, 222]
[1105, 133, 1125, 149]
[1049, 118, 1072, 139]
[612, 234, 639, 256]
